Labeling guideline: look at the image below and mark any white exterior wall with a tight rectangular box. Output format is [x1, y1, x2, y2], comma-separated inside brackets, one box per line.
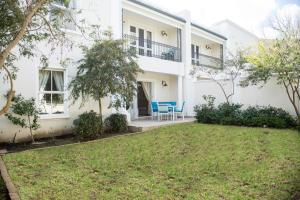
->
[192, 20, 297, 117]
[212, 20, 259, 53]
[0, 0, 227, 142]
[193, 78, 298, 116]
[0, 0, 121, 143]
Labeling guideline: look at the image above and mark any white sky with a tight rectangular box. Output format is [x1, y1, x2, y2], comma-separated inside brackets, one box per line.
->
[143, 0, 300, 38]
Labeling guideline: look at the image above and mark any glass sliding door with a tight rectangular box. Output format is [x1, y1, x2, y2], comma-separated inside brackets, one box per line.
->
[138, 28, 145, 56]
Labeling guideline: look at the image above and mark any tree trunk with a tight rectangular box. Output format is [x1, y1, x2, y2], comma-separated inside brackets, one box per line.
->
[0, 66, 15, 116]
[0, 0, 46, 116]
[283, 81, 300, 124]
[27, 115, 35, 143]
[98, 98, 103, 134]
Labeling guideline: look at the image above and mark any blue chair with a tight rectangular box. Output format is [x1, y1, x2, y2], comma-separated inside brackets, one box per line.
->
[159, 101, 176, 112]
[175, 101, 185, 120]
[151, 101, 158, 120]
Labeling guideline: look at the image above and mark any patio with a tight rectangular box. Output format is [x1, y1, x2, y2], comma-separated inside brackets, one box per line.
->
[128, 117, 196, 132]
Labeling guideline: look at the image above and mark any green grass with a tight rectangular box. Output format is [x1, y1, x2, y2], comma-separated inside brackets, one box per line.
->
[3, 124, 300, 200]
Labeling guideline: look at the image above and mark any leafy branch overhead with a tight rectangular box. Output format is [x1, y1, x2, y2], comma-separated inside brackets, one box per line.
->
[0, 0, 81, 116]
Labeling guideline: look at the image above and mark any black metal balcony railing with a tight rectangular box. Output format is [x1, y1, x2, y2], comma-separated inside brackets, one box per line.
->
[192, 53, 223, 69]
[123, 34, 181, 62]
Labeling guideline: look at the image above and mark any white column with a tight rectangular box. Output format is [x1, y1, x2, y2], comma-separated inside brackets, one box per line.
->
[178, 10, 194, 116]
[177, 75, 183, 106]
[109, 0, 122, 39]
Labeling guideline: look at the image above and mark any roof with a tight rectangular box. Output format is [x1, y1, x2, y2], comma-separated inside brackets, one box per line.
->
[191, 23, 227, 40]
[127, 0, 186, 23]
[127, 0, 227, 41]
[213, 19, 259, 39]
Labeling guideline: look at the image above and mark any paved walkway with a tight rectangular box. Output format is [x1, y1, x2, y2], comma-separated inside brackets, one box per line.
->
[129, 117, 196, 132]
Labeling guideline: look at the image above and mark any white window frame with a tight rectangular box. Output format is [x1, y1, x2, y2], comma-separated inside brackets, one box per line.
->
[128, 25, 153, 57]
[38, 68, 69, 119]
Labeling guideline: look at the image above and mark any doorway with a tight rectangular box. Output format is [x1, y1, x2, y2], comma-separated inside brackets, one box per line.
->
[137, 81, 152, 117]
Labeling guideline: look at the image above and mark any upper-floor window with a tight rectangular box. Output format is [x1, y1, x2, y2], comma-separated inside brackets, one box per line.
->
[50, 0, 77, 31]
[191, 44, 200, 65]
[38, 69, 67, 116]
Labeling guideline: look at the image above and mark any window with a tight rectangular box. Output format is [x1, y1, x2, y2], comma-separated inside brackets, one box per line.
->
[191, 44, 200, 65]
[38, 70, 67, 116]
[50, 0, 77, 31]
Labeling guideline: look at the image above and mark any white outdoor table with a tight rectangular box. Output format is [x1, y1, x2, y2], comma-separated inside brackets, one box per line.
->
[158, 104, 176, 121]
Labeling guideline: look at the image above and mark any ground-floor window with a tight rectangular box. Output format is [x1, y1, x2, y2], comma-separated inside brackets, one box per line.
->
[38, 69, 67, 116]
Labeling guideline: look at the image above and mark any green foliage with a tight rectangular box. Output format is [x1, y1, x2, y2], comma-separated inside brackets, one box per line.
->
[194, 95, 219, 124]
[217, 103, 243, 125]
[5, 95, 40, 142]
[242, 106, 296, 129]
[69, 34, 143, 123]
[3, 124, 300, 199]
[241, 24, 300, 122]
[104, 113, 128, 133]
[73, 111, 102, 139]
[194, 96, 296, 129]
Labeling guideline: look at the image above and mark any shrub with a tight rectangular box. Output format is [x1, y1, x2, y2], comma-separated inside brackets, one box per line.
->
[217, 103, 243, 125]
[194, 95, 219, 124]
[242, 106, 296, 129]
[194, 95, 296, 129]
[73, 111, 102, 139]
[104, 113, 128, 133]
[5, 95, 40, 143]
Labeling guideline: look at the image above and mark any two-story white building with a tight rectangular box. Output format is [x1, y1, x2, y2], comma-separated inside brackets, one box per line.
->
[0, 0, 227, 142]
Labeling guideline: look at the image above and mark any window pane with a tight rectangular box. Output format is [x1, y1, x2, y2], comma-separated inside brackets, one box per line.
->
[138, 29, 144, 47]
[52, 94, 65, 114]
[191, 44, 195, 58]
[52, 71, 64, 91]
[39, 70, 51, 91]
[130, 26, 136, 33]
[39, 93, 51, 115]
[146, 31, 152, 49]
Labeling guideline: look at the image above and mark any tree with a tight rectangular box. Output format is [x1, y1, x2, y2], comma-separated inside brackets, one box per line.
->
[0, 0, 78, 116]
[68, 33, 143, 125]
[241, 15, 300, 122]
[5, 95, 40, 143]
[191, 50, 248, 104]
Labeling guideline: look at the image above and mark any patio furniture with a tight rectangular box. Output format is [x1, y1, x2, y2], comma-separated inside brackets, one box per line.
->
[175, 101, 185, 120]
[151, 101, 159, 120]
[158, 104, 171, 121]
[158, 101, 176, 121]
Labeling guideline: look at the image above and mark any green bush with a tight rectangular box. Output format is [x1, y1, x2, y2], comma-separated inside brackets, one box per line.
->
[104, 113, 128, 133]
[242, 106, 296, 129]
[194, 95, 219, 124]
[194, 96, 296, 129]
[73, 111, 102, 139]
[217, 103, 243, 125]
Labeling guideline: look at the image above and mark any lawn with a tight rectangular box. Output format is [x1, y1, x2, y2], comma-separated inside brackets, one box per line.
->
[3, 124, 300, 199]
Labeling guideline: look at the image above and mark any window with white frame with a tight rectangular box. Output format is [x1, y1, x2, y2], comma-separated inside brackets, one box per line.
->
[38, 69, 67, 116]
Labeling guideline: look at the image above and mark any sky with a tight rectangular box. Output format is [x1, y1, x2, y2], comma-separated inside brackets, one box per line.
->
[143, 0, 300, 38]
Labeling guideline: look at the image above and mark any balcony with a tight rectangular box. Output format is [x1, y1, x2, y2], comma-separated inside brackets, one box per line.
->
[192, 54, 223, 69]
[123, 34, 181, 62]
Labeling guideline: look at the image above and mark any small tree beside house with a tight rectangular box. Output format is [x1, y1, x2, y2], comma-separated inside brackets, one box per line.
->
[241, 16, 300, 123]
[69, 32, 143, 129]
[5, 95, 40, 143]
[191, 49, 248, 104]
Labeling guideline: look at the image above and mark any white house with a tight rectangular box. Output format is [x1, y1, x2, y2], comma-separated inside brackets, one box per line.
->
[0, 0, 295, 143]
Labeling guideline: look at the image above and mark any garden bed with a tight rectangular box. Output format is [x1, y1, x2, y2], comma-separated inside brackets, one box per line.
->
[2, 124, 300, 199]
